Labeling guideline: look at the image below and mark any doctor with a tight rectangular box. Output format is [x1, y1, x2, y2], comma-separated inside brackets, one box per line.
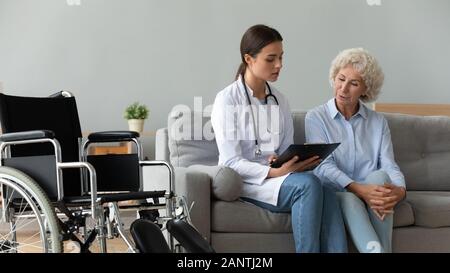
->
[211, 24, 347, 253]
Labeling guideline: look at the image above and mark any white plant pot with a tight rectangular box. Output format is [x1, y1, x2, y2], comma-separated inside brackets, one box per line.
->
[128, 119, 145, 133]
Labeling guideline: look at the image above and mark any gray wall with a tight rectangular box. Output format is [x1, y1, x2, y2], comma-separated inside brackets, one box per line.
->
[1, 0, 449, 159]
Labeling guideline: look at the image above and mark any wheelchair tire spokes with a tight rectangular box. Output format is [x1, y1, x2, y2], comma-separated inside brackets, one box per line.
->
[0, 166, 62, 253]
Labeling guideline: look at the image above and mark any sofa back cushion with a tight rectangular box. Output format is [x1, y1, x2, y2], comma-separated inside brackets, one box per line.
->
[168, 110, 218, 167]
[384, 113, 450, 191]
[292, 111, 307, 144]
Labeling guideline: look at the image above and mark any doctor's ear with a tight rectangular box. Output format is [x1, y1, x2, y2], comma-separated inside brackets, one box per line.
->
[244, 54, 255, 65]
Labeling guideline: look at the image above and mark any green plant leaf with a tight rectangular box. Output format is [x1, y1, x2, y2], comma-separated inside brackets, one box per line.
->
[124, 102, 149, 119]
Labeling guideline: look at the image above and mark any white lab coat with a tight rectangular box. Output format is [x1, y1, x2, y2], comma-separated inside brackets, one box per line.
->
[211, 76, 294, 205]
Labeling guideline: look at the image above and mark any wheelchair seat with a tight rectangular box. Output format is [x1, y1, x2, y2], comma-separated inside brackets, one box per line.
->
[63, 190, 167, 205]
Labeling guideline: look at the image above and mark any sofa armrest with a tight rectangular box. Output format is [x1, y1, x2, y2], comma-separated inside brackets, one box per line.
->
[174, 167, 211, 242]
[187, 165, 242, 201]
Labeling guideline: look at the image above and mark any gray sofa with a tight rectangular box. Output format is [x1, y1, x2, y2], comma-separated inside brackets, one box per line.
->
[156, 110, 450, 252]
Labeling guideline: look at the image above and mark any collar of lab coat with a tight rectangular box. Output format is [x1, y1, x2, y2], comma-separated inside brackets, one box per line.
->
[237, 75, 270, 101]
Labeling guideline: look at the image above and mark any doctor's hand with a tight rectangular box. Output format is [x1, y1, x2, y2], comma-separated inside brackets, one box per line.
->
[268, 155, 321, 178]
[267, 154, 278, 165]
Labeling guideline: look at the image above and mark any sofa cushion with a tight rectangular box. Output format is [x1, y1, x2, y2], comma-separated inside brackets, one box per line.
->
[188, 165, 243, 201]
[211, 200, 292, 233]
[406, 191, 450, 228]
[393, 200, 414, 228]
[167, 110, 218, 167]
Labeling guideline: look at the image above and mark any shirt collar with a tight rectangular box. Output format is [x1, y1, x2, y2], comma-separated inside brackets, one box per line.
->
[357, 102, 368, 119]
[326, 98, 368, 120]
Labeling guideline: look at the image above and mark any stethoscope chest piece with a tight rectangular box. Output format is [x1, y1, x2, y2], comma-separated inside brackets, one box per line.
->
[255, 147, 262, 157]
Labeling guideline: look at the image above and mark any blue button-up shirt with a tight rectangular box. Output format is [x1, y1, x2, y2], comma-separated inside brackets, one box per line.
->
[305, 98, 406, 190]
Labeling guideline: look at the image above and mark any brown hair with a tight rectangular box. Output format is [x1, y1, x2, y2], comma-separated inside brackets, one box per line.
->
[235, 24, 283, 80]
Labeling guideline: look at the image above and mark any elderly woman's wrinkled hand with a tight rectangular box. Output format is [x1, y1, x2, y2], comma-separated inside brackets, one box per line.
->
[370, 184, 406, 216]
[347, 183, 397, 220]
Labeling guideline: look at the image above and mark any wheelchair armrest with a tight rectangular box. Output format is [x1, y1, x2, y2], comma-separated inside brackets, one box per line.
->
[0, 130, 55, 142]
[88, 131, 140, 142]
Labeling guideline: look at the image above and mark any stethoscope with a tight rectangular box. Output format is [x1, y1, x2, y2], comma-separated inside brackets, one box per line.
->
[240, 75, 279, 157]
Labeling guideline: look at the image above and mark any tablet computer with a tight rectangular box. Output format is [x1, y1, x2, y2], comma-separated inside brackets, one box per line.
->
[270, 143, 340, 169]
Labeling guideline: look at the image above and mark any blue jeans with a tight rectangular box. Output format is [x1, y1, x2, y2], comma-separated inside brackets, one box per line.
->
[243, 172, 347, 253]
[336, 170, 394, 253]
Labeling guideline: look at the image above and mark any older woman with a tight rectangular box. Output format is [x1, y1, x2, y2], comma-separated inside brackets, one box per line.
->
[305, 48, 406, 253]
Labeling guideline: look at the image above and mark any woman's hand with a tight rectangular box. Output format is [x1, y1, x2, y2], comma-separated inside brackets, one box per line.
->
[369, 184, 406, 213]
[268, 155, 321, 178]
[347, 183, 390, 207]
[347, 182, 405, 220]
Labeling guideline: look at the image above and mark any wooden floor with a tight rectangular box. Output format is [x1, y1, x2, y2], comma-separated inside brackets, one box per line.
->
[12, 231, 133, 253]
[63, 235, 131, 253]
[1, 206, 165, 253]
[3, 213, 138, 253]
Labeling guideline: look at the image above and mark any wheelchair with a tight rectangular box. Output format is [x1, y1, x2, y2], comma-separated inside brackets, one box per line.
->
[0, 91, 195, 253]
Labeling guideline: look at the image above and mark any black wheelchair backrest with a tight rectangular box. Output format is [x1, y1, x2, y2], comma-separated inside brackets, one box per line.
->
[0, 93, 83, 197]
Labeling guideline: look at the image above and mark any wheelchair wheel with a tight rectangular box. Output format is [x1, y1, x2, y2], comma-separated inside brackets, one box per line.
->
[0, 166, 62, 253]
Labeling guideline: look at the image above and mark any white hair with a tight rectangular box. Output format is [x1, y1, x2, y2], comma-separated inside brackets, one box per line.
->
[329, 48, 384, 102]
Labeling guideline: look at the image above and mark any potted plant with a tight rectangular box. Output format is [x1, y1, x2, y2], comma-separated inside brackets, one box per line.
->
[124, 102, 149, 133]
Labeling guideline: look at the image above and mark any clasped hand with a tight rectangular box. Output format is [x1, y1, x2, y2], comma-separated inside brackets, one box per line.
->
[356, 183, 405, 221]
